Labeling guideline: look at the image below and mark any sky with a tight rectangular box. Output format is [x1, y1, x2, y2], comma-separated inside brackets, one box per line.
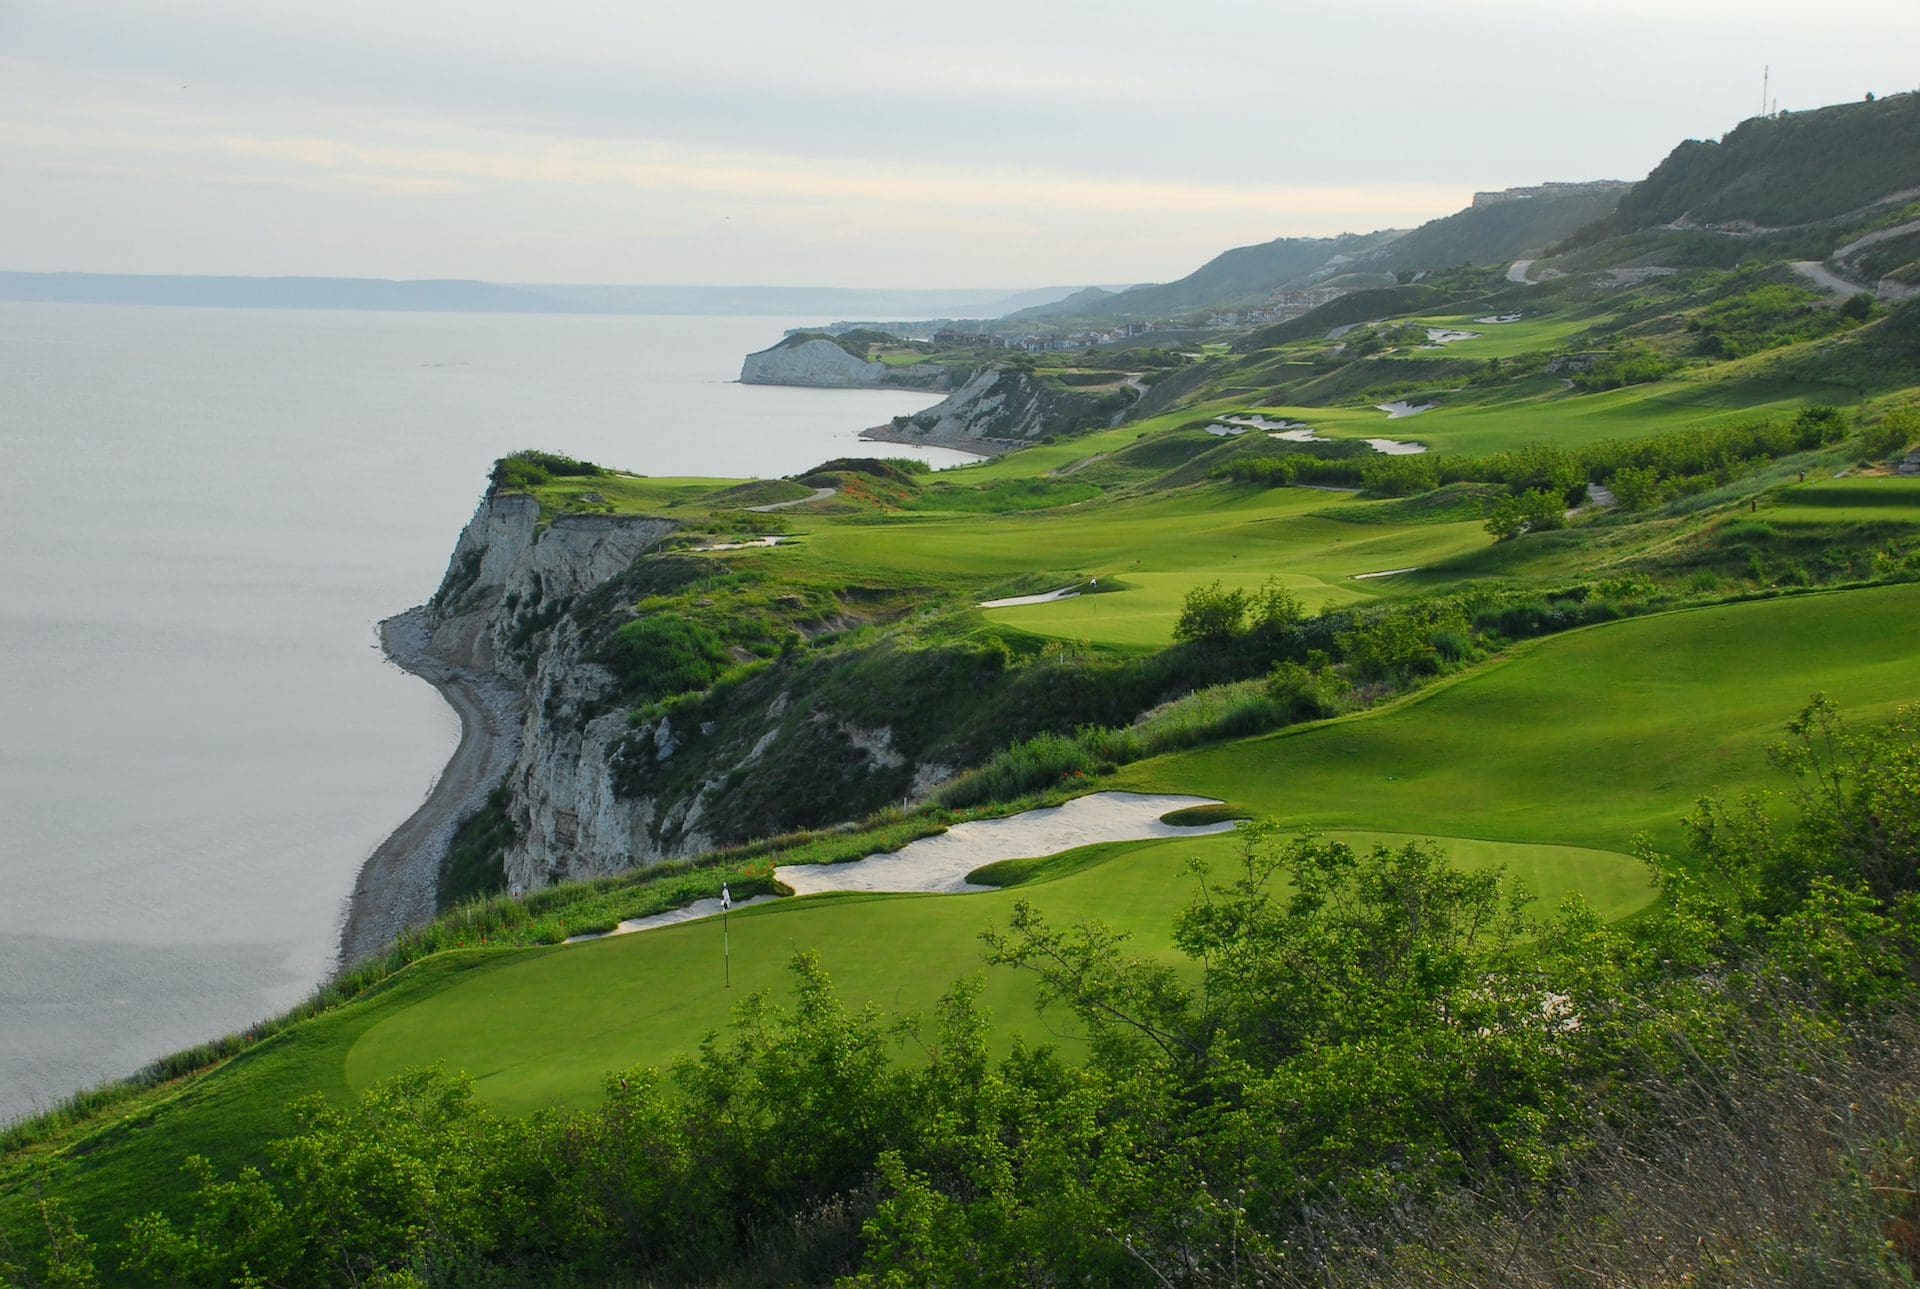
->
[3, 0, 1917, 288]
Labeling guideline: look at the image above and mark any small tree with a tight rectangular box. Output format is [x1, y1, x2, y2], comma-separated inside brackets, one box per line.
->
[1485, 494, 1525, 542]
[1609, 464, 1661, 512]
[1519, 488, 1568, 531]
[1250, 576, 1303, 638]
[1173, 581, 1249, 643]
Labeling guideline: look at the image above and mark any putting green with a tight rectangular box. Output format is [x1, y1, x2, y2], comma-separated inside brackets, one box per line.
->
[343, 829, 1646, 1115]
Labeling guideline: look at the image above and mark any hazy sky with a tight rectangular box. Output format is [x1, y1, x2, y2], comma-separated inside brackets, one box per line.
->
[4, 0, 1916, 287]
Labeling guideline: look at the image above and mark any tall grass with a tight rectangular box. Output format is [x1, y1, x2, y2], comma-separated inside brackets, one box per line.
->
[1245, 1000, 1920, 1288]
[938, 678, 1289, 808]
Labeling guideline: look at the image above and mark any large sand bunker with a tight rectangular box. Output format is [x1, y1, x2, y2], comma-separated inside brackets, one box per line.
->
[566, 792, 1238, 942]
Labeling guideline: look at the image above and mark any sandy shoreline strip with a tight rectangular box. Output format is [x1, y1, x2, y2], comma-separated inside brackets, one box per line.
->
[336, 607, 526, 969]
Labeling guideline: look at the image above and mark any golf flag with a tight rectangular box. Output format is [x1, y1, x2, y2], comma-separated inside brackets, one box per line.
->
[720, 884, 732, 911]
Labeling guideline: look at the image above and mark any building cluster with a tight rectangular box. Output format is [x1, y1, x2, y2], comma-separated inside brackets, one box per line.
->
[1471, 180, 1626, 207]
[1011, 321, 1157, 352]
[1205, 288, 1348, 329]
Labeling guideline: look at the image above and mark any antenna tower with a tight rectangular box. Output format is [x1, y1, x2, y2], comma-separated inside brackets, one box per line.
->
[1762, 65, 1769, 118]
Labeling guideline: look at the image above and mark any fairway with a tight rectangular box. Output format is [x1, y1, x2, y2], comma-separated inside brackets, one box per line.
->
[1246, 377, 1852, 457]
[344, 829, 1646, 1115]
[1766, 476, 1920, 526]
[1118, 582, 1920, 851]
[785, 484, 1490, 647]
[342, 583, 1920, 1113]
[1387, 312, 1598, 361]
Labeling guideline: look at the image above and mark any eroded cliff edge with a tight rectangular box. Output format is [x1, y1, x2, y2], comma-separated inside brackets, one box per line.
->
[347, 481, 963, 961]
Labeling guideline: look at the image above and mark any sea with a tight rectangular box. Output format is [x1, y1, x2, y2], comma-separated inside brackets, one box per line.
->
[0, 304, 961, 1125]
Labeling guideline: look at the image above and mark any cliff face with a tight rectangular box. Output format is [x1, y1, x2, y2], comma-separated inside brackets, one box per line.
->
[424, 493, 681, 889]
[861, 366, 1129, 454]
[417, 489, 949, 896]
[426, 494, 676, 673]
[739, 337, 949, 390]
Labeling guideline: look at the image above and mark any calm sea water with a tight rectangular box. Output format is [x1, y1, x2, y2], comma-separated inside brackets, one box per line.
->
[0, 304, 957, 1124]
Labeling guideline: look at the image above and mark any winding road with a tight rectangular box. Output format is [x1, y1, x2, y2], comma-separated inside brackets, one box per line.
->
[1790, 261, 1871, 299]
[748, 486, 836, 512]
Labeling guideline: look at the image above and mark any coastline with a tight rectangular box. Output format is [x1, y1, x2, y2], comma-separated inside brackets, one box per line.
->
[336, 607, 526, 968]
[858, 420, 1015, 458]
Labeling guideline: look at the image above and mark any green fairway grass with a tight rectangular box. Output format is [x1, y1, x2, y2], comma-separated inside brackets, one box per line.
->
[1389, 313, 1598, 361]
[1766, 475, 1920, 525]
[11, 585, 1914, 1262]
[785, 484, 1489, 647]
[1247, 376, 1855, 457]
[341, 828, 1645, 1116]
[1116, 582, 1920, 852]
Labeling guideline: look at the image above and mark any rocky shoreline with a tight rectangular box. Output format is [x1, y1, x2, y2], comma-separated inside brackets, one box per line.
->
[858, 420, 1020, 457]
[336, 607, 526, 968]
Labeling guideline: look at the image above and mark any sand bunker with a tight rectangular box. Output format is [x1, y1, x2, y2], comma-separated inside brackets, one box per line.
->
[1219, 414, 1310, 432]
[692, 536, 789, 552]
[1474, 313, 1524, 324]
[564, 793, 1238, 945]
[1205, 424, 1248, 437]
[1352, 567, 1419, 581]
[565, 894, 782, 943]
[1375, 401, 1437, 419]
[777, 792, 1237, 896]
[980, 585, 1085, 609]
[1213, 414, 1426, 455]
[1418, 328, 1481, 348]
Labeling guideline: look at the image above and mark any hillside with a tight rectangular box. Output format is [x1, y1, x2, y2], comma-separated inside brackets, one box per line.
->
[1576, 90, 1920, 238]
[1079, 230, 1399, 319]
[1359, 182, 1628, 273]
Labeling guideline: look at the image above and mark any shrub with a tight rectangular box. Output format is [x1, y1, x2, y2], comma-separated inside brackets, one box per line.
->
[1173, 581, 1250, 643]
[489, 450, 608, 493]
[1266, 661, 1351, 722]
[1360, 455, 1440, 497]
[1859, 406, 1919, 461]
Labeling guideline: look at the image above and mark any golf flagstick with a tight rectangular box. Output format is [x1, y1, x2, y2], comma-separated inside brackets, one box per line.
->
[720, 884, 732, 988]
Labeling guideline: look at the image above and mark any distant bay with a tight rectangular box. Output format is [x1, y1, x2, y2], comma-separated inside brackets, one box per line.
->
[0, 303, 956, 1125]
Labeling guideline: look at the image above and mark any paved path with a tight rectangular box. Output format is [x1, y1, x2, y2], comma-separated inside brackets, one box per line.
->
[748, 486, 836, 512]
[1506, 259, 1535, 285]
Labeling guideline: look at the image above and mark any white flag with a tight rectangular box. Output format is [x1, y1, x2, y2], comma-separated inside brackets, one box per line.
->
[720, 884, 732, 910]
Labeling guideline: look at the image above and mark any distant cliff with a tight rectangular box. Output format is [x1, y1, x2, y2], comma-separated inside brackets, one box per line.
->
[862, 364, 1135, 454]
[739, 335, 951, 389]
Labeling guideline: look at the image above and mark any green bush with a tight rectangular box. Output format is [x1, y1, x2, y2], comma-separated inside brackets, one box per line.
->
[1172, 580, 1250, 643]
[1360, 455, 1439, 496]
[1859, 405, 1919, 461]
[488, 450, 608, 493]
[1266, 661, 1351, 722]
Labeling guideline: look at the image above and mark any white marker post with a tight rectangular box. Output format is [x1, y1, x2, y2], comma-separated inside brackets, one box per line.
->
[720, 883, 733, 988]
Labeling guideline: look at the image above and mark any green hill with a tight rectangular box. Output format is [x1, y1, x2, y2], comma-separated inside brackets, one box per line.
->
[1574, 91, 1920, 239]
[1363, 184, 1627, 273]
